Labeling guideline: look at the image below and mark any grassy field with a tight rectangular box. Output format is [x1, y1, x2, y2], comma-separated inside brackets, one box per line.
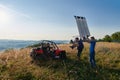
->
[0, 42, 120, 80]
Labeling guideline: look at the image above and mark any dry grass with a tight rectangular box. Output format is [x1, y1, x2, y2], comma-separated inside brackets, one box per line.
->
[0, 42, 120, 80]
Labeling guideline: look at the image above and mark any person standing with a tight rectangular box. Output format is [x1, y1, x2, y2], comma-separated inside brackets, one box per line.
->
[88, 36, 96, 68]
[70, 37, 84, 60]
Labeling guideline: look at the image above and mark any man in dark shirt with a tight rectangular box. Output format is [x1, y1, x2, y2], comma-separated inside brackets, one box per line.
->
[70, 37, 84, 60]
[76, 38, 84, 60]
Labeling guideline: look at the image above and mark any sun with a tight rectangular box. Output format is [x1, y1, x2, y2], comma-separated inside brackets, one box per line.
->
[0, 10, 10, 23]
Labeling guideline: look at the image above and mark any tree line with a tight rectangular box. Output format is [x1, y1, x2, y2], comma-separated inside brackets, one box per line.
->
[98, 31, 120, 42]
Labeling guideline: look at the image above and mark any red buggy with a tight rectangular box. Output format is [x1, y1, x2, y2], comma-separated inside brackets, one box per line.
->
[30, 40, 67, 61]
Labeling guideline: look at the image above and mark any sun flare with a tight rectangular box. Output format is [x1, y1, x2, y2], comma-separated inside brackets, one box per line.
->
[0, 10, 10, 23]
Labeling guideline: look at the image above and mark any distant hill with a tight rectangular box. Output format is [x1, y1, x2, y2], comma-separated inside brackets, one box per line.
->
[0, 39, 69, 51]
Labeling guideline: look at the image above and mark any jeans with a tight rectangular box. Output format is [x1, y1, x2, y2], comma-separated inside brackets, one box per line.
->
[90, 51, 96, 68]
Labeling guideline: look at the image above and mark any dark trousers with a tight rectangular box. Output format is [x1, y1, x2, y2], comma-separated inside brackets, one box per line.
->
[77, 49, 83, 57]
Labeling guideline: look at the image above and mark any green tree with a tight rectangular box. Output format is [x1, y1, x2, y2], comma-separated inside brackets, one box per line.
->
[111, 32, 120, 42]
[103, 35, 112, 42]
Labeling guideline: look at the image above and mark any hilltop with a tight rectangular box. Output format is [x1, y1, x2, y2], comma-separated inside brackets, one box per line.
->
[0, 42, 120, 80]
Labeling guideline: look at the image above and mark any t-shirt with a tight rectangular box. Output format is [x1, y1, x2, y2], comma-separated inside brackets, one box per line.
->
[90, 40, 96, 53]
[77, 40, 84, 50]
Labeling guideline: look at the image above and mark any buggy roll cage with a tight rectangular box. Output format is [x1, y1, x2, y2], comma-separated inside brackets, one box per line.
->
[40, 40, 59, 50]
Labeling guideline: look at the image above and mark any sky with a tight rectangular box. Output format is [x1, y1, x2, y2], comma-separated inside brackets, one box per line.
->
[0, 0, 120, 40]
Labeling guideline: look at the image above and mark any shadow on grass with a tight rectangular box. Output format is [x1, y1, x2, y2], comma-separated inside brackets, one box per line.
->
[32, 57, 120, 80]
